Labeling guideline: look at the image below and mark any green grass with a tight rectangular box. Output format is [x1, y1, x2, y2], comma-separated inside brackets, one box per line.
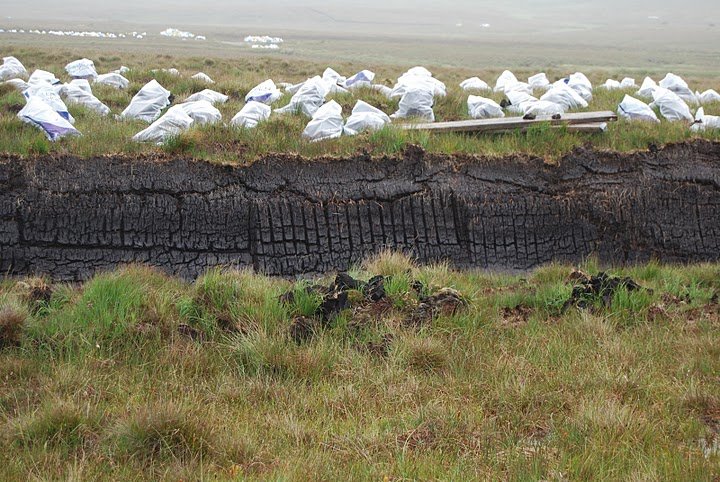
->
[2, 47, 720, 163]
[0, 253, 719, 479]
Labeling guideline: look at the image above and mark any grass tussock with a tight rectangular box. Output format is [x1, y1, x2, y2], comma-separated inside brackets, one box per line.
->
[0, 253, 718, 479]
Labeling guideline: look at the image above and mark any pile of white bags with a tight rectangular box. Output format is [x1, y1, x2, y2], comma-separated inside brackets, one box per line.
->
[659, 73, 697, 104]
[391, 89, 435, 122]
[650, 88, 693, 122]
[132, 106, 193, 143]
[95, 73, 129, 89]
[120, 79, 171, 122]
[191, 72, 214, 84]
[343, 70, 375, 90]
[185, 89, 228, 104]
[18, 97, 80, 141]
[61, 79, 110, 115]
[343, 100, 390, 135]
[302, 100, 343, 141]
[0, 56, 27, 81]
[562, 72, 593, 102]
[505, 90, 538, 115]
[540, 83, 588, 110]
[176, 100, 221, 125]
[231, 101, 271, 129]
[245, 79, 282, 104]
[275, 76, 329, 117]
[460, 77, 490, 91]
[691, 107, 720, 132]
[617, 95, 659, 123]
[467, 95, 504, 119]
[65, 58, 97, 79]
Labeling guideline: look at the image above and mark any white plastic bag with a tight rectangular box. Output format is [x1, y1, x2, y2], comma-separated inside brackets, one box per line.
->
[565, 72, 593, 101]
[95, 73, 129, 89]
[494, 70, 518, 92]
[391, 89, 435, 122]
[617, 95, 659, 123]
[132, 106, 194, 143]
[637, 77, 658, 98]
[696, 89, 720, 105]
[371, 84, 393, 99]
[601, 79, 621, 90]
[23, 85, 75, 123]
[321, 68, 348, 93]
[65, 58, 97, 79]
[61, 81, 111, 115]
[27, 69, 60, 87]
[230, 101, 271, 129]
[540, 84, 588, 111]
[0, 56, 27, 81]
[302, 100, 343, 141]
[650, 88, 693, 122]
[467, 95, 504, 119]
[505, 90, 538, 115]
[659, 73, 697, 104]
[620, 77, 636, 89]
[528, 73, 550, 90]
[192, 72, 214, 84]
[343, 70, 375, 90]
[18, 97, 81, 141]
[185, 89, 229, 104]
[245, 79, 282, 104]
[460, 77, 490, 91]
[523, 100, 565, 117]
[691, 107, 720, 132]
[3, 78, 29, 91]
[113, 66, 130, 75]
[343, 100, 390, 135]
[120, 79, 171, 122]
[176, 100, 222, 125]
[391, 67, 446, 98]
[274, 76, 329, 117]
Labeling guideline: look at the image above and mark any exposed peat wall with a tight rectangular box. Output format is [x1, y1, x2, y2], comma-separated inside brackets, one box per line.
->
[1, 141, 719, 281]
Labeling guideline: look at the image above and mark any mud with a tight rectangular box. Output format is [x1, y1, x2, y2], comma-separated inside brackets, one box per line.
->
[1, 140, 719, 281]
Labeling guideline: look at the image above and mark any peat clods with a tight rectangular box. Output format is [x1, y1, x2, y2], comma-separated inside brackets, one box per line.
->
[562, 271, 647, 311]
[280, 273, 467, 343]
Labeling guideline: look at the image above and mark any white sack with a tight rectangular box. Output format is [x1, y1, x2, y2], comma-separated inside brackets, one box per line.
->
[650, 88, 693, 122]
[274, 76, 329, 117]
[192, 72, 214, 84]
[691, 107, 720, 132]
[637, 77, 658, 98]
[505, 90, 538, 115]
[18, 97, 80, 141]
[176, 100, 222, 125]
[460, 77, 490, 91]
[343, 70, 375, 90]
[659, 73, 697, 104]
[113, 66, 130, 75]
[620, 77, 636, 89]
[23, 85, 75, 123]
[27, 69, 60, 87]
[245, 79, 282, 104]
[343, 100, 390, 135]
[230, 101, 271, 129]
[617, 95, 659, 123]
[371, 84, 393, 98]
[601, 79, 621, 90]
[696, 89, 720, 104]
[120, 79, 171, 122]
[467, 95, 504, 119]
[4, 78, 29, 91]
[302, 100, 343, 141]
[0, 56, 27, 81]
[62, 81, 110, 115]
[65, 58, 97, 79]
[391, 89, 435, 122]
[391, 67, 446, 98]
[186, 89, 229, 104]
[528, 73, 550, 90]
[494, 70, 518, 92]
[523, 100, 565, 117]
[132, 106, 194, 143]
[95, 73, 129, 89]
[540, 84, 589, 110]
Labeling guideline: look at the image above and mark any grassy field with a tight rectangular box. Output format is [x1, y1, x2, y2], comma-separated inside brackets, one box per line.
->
[1, 47, 719, 164]
[0, 252, 718, 480]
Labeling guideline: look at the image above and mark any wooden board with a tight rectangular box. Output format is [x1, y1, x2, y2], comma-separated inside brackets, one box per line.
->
[398, 111, 617, 133]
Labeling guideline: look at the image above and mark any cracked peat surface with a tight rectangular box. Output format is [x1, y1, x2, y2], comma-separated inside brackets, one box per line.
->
[1, 141, 719, 281]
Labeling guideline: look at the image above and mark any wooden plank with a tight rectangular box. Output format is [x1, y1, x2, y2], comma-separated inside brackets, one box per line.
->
[398, 111, 618, 133]
[481, 122, 608, 135]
